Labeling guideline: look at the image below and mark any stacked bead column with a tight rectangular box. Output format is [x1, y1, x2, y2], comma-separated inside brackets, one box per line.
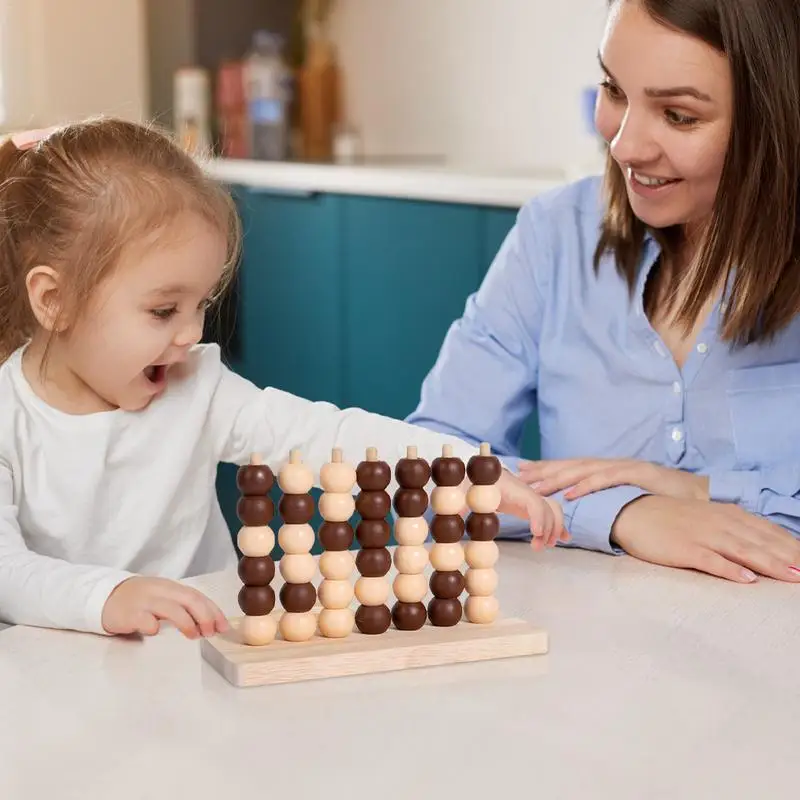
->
[235, 454, 278, 646]
[427, 445, 467, 627]
[391, 445, 431, 631]
[277, 450, 318, 642]
[354, 447, 392, 635]
[465, 442, 502, 624]
[317, 447, 357, 639]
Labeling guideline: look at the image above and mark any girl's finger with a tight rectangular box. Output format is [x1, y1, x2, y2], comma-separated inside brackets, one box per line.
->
[152, 598, 201, 639]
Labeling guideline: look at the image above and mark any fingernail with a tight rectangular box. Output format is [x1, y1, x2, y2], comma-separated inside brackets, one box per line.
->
[741, 568, 758, 582]
[789, 566, 800, 576]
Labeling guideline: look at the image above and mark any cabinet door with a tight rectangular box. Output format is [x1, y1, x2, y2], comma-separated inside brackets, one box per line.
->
[341, 196, 483, 421]
[216, 187, 344, 548]
[482, 207, 541, 460]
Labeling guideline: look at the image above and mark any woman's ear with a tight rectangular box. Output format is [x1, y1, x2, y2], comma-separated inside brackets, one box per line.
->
[25, 266, 68, 332]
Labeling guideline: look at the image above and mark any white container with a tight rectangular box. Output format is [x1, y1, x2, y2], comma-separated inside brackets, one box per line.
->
[173, 66, 211, 155]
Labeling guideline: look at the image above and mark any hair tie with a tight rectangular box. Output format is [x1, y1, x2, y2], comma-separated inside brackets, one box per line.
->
[9, 126, 60, 150]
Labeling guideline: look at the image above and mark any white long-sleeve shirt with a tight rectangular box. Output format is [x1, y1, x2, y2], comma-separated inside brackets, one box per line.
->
[0, 343, 479, 634]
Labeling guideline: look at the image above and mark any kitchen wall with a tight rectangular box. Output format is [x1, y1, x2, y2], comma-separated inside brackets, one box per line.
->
[329, 0, 608, 175]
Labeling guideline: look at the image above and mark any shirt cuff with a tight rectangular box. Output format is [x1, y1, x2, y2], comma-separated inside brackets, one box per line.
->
[82, 570, 136, 635]
[561, 485, 650, 555]
[708, 470, 762, 512]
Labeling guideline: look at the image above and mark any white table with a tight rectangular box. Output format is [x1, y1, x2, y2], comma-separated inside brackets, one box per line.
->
[0, 543, 796, 799]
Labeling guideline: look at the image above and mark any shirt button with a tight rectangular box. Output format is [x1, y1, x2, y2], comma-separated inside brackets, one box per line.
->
[672, 381, 682, 394]
[697, 343, 708, 353]
[671, 427, 683, 442]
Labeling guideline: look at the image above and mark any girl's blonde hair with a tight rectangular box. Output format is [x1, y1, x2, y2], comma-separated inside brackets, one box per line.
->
[0, 117, 241, 363]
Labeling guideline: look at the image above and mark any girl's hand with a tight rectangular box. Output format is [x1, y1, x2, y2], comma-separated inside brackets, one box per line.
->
[519, 458, 709, 502]
[495, 469, 570, 550]
[611, 495, 800, 583]
[102, 576, 229, 639]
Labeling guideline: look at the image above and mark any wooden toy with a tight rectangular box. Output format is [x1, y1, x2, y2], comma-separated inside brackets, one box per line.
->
[201, 444, 548, 687]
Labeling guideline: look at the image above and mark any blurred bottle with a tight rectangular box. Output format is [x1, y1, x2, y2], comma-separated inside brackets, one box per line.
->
[173, 66, 211, 155]
[244, 30, 292, 161]
[216, 59, 248, 158]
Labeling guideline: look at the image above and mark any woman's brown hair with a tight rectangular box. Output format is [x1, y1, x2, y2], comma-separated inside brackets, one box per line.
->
[0, 117, 241, 363]
[594, 0, 800, 346]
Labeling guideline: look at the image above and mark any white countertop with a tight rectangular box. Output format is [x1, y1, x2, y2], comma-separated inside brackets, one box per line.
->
[1, 543, 796, 799]
[204, 157, 571, 207]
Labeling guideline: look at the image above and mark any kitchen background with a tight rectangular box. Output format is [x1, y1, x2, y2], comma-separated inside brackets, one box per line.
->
[0, 0, 609, 538]
[0, 0, 608, 175]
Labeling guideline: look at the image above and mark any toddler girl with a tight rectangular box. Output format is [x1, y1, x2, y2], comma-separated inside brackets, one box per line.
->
[0, 118, 565, 640]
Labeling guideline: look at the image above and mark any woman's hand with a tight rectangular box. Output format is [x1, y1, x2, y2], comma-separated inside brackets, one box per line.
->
[518, 458, 709, 501]
[610, 495, 800, 583]
[494, 469, 570, 550]
[102, 576, 229, 638]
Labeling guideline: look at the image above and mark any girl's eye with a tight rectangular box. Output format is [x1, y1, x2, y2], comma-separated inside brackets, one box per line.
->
[599, 79, 624, 101]
[665, 108, 698, 127]
[151, 307, 177, 320]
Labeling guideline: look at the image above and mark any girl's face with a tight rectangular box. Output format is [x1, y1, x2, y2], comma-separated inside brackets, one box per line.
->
[56, 214, 228, 414]
[595, 0, 733, 235]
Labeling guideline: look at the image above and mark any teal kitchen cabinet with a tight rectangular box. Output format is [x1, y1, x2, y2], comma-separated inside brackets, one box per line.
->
[340, 196, 485, 420]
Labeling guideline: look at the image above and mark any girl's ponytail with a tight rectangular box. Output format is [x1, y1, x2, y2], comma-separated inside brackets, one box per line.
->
[0, 136, 31, 363]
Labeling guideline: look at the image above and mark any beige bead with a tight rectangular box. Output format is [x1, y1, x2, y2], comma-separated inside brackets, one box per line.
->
[320, 451, 356, 493]
[318, 492, 356, 522]
[394, 516, 429, 546]
[237, 526, 275, 558]
[278, 523, 315, 554]
[355, 576, 389, 606]
[465, 595, 499, 624]
[431, 486, 465, 516]
[393, 572, 428, 603]
[279, 611, 318, 641]
[279, 553, 317, 584]
[318, 607, 354, 638]
[465, 540, 499, 569]
[319, 550, 354, 580]
[393, 544, 429, 574]
[467, 484, 501, 514]
[465, 567, 498, 596]
[429, 542, 465, 572]
[318, 578, 353, 609]
[240, 614, 277, 646]
[278, 450, 314, 494]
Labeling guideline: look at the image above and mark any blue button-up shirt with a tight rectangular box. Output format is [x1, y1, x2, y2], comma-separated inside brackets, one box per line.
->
[406, 176, 800, 553]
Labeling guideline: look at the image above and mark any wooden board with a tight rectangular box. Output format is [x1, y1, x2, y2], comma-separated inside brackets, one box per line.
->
[201, 615, 548, 687]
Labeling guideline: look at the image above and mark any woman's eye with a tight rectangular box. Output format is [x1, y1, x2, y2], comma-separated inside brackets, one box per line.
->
[599, 79, 624, 101]
[665, 108, 699, 127]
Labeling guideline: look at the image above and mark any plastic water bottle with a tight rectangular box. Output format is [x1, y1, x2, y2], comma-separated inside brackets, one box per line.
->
[244, 30, 291, 161]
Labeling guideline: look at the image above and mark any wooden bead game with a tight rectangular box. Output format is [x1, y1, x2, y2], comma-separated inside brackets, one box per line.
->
[200, 444, 548, 687]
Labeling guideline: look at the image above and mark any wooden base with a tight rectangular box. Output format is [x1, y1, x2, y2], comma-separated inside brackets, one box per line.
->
[201, 614, 548, 687]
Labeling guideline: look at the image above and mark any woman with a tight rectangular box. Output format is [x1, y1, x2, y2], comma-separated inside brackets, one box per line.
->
[407, 0, 800, 584]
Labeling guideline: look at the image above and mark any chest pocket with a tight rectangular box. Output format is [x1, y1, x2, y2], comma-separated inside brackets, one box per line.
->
[726, 361, 800, 469]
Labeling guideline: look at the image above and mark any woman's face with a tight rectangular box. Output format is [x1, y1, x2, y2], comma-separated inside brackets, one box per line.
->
[595, 0, 733, 234]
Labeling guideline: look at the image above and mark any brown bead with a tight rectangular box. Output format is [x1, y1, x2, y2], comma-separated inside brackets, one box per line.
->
[431, 456, 466, 486]
[466, 512, 500, 541]
[467, 453, 502, 485]
[393, 488, 428, 517]
[431, 514, 465, 543]
[237, 495, 274, 527]
[238, 584, 275, 616]
[428, 598, 462, 627]
[356, 547, 391, 577]
[429, 570, 465, 599]
[318, 521, 354, 551]
[355, 490, 390, 520]
[237, 556, 275, 586]
[355, 518, 391, 548]
[236, 463, 274, 495]
[279, 582, 317, 613]
[356, 459, 391, 491]
[392, 601, 427, 631]
[395, 457, 431, 489]
[278, 493, 315, 524]
[355, 603, 391, 634]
